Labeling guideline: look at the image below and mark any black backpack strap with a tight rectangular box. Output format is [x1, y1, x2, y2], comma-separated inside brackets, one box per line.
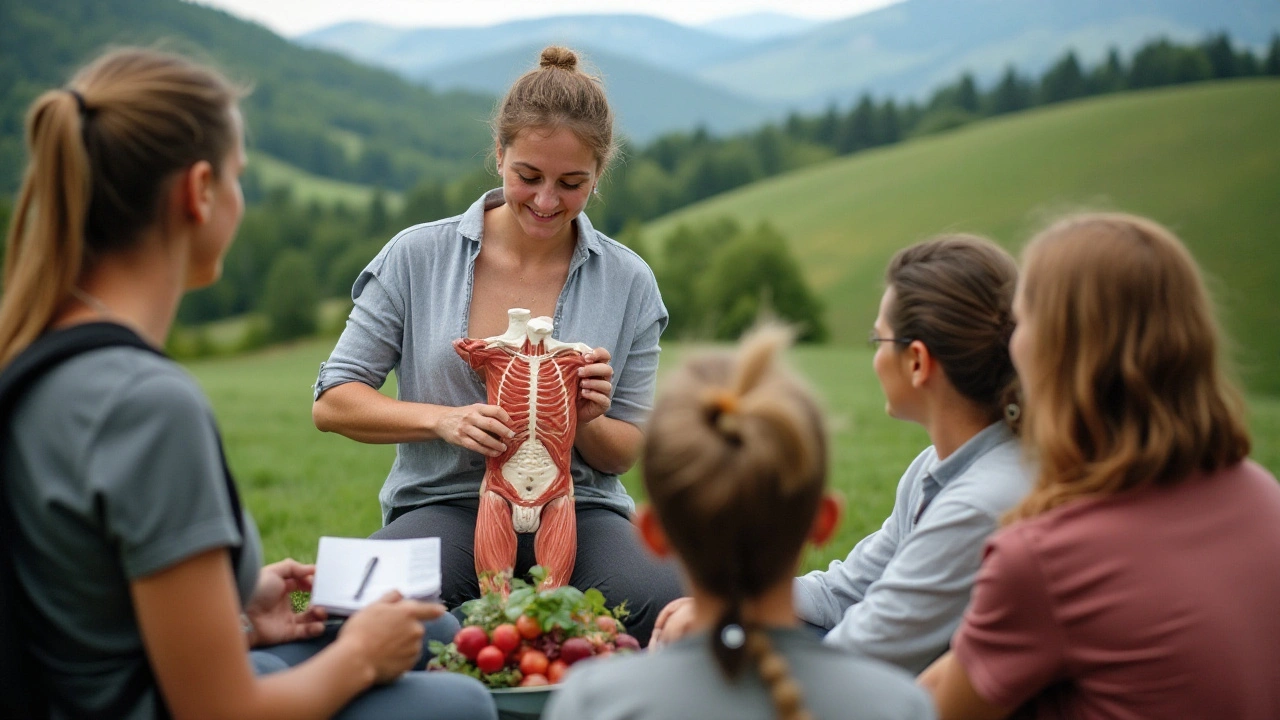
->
[1, 323, 244, 719]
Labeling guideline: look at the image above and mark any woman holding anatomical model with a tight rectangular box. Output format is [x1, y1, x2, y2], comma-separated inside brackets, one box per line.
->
[313, 45, 681, 645]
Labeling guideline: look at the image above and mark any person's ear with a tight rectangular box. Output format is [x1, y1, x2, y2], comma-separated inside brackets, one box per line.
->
[495, 141, 504, 173]
[180, 160, 216, 225]
[907, 339, 933, 389]
[808, 493, 842, 547]
[635, 504, 671, 558]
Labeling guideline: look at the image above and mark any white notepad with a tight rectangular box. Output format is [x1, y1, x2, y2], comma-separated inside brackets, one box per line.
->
[309, 536, 442, 615]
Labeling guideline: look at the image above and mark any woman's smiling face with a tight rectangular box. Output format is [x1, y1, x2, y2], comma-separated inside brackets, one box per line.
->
[497, 125, 598, 245]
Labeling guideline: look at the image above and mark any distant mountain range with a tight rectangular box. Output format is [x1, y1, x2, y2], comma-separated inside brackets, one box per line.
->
[0, 0, 493, 193]
[301, 0, 1280, 139]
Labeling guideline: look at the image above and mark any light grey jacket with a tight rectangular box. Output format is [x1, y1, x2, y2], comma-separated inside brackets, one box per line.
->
[795, 421, 1033, 673]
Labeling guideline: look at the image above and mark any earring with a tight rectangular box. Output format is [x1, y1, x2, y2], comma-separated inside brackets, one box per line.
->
[1005, 403, 1021, 422]
[592, 186, 599, 196]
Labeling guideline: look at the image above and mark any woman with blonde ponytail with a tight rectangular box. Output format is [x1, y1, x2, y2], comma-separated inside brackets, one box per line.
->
[922, 214, 1280, 720]
[0, 48, 494, 719]
[544, 326, 933, 720]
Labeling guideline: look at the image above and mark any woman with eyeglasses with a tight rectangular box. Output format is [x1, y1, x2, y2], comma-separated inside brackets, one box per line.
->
[653, 234, 1034, 676]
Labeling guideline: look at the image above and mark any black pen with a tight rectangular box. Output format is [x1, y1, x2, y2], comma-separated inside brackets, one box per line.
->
[354, 556, 379, 601]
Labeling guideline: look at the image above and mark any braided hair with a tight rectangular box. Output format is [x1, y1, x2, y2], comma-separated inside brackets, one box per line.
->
[642, 325, 825, 720]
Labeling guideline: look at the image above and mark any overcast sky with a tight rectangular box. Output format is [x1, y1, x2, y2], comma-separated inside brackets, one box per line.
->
[190, 0, 902, 37]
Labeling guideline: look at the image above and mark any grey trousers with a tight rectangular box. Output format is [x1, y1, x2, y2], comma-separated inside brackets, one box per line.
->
[252, 613, 496, 720]
[372, 500, 684, 646]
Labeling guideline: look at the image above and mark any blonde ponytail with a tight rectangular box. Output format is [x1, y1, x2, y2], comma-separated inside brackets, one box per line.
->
[0, 90, 91, 365]
[0, 49, 241, 365]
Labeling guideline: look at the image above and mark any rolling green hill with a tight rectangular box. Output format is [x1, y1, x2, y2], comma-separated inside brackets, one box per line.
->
[247, 154, 400, 210]
[639, 80, 1280, 394]
[0, 0, 494, 194]
[190, 338, 1280, 566]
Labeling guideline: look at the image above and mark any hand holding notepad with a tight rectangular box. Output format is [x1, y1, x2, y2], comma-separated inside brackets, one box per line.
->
[310, 537, 443, 615]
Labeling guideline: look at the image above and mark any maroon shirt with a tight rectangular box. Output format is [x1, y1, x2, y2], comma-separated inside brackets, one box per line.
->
[954, 460, 1280, 719]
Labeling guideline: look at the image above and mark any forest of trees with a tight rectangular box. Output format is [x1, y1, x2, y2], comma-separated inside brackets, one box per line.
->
[384, 33, 1280, 242]
[0, 0, 493, 194]
[582, 32, 1280, 236]
[2, 32, 1277, 352]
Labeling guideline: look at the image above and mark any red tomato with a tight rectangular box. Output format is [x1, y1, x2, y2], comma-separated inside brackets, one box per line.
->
[492, 624, 520, 654]
[519, 649, 549, 676]
[547, 659, 569, 684]
[519, 673, 549, 687]
[594, 616, 618, 634]
[516, 614, 542, 640]
[454, 626, 489, 661]
[476, 645, 506, 674]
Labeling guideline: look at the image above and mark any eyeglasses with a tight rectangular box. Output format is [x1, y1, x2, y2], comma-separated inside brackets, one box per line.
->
[867, 331, 913, 349]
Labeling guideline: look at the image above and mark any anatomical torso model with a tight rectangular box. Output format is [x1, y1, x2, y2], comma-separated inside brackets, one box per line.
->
[454, 309, 591, 593]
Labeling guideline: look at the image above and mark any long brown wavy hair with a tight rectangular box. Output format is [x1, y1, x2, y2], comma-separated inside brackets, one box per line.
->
[643, 325, 826, 720]
[1008, 213, 1251, 521]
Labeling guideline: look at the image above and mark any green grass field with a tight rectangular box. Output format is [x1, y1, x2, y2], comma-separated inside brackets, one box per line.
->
[188, 338, 1280, 575]
[639, 79, 1280, 395]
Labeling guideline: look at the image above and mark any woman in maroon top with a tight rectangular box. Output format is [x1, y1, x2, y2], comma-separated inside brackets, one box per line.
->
[920, 213, 1280, 720]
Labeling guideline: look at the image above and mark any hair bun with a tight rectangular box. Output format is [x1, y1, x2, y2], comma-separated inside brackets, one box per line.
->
[539, 46, 578, 71]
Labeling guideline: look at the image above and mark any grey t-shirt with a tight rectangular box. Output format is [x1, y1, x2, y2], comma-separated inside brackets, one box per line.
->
[4, 346, 262, 719]
[543, 627, 936, 720]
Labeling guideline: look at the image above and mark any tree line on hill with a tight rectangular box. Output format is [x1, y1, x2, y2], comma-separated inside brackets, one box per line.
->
[584, 32, 1280, 237]
[382, 33, 1280, 242]
[0, 0, 493, 195]
[2, 32, 1276, 351]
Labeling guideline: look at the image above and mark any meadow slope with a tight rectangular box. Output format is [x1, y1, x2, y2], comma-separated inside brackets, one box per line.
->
[640, 79, 1280, 394]
[190, 339, 1280, 571]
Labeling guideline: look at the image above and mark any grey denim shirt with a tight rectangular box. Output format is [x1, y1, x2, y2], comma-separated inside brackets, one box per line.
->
[794, 421, 1033, 674]
[315, 189, 668, 524]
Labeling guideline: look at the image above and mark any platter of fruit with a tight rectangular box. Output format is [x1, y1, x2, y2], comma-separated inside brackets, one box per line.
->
[428, 568, 639, 716]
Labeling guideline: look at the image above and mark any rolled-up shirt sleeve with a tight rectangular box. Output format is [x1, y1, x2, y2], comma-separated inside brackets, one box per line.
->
[314, 267, 405, 400]
[795, 507, 900, 629]
[605, 280, 667, 427]
[952, 528, 1067, 709]
[822, 497, 1004, 674]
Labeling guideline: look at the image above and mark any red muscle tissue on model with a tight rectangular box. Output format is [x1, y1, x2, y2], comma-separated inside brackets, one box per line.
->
[454, 309, 591, 594]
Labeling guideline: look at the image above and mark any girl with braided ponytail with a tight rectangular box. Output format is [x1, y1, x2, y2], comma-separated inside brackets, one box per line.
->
[544, 327, 934, 720]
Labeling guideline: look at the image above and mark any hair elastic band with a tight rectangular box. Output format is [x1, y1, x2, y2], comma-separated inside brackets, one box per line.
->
[720, 624, 745, 650]
[65, 89, 87, 115]
[709, 389, 738, 415]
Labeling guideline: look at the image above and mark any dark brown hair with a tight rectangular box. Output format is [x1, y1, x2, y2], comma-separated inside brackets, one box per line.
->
[492, 46, 616, 172]
[885, 234, 1020, 425]
[0, 47, 242, 364]
[1009, 213, 1250, 521]
[643, 325, 825, 720]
